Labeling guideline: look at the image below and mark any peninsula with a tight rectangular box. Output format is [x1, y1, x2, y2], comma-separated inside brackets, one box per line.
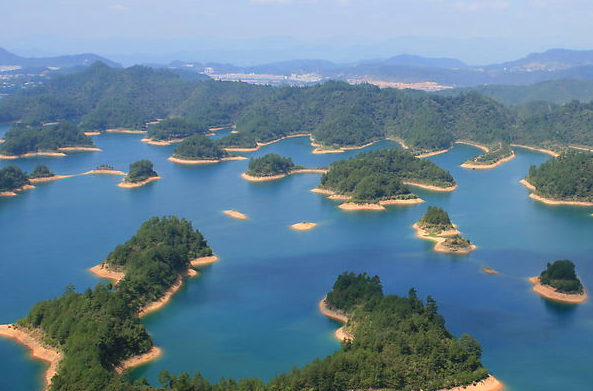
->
[167, 134, 246, 164]
[0, 165, 34, 196]
[414, 206, 476, 254]
[529, 260, 587, 304]
[119, 160, 160, 188]
[143, 117, 208, 145]
[460, 142, 516, 170]
[241, 153, 326, 181]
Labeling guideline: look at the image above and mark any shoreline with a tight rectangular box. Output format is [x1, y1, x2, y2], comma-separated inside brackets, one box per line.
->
[318, 298, 352, 341]
[455, 140, 490, 152]
[115, 346, 162, 374]
[118, 176, 161, 188]
[224, 133, 311, 152]
[415, 147, 452, 158]
[223, 209, 248, 219]
[311, 139, 380, 154]
[89, 263, 125, 284]
[520, 179, 593, 206]
[461, 153, 516, 170]
[241, 168, 327, 182]
[482, 267, 499, 275]
[104, 128, 147, 134]
[57, 147, 102, 152]
[339, 198, 425, 210]
[0, 324, 62, 390]
[290, 222, 317, 231]
[511, 144, 559, 157]
[528, 276, 588, 304]
[168, 156, 247, 165]
[83, 131, 101, 136]
[29, 175, 73, 183]
[190, 255, 220, 267]
[403, 181, 458, 192]
[437, 375, 504, 391]
[139, 269, 197, 317]
[413, 222, 476, 254]
[0, 184, 35, 197]
[0, 151, 67, 159]
[141, 138, 185, 146]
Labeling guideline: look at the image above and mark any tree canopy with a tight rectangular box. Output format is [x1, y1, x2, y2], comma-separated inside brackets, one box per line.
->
[147, 118, 208, 141]
[0, 165, 30, 192]
[0, 122, 94, 156]
[125, 160, 158, 183]
[172, 135, 228, 160]
[540, 260, 583, 293]
[246, 154, 298, 177]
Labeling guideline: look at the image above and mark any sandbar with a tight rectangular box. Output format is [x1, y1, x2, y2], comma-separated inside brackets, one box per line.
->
[89, 263, 125, 284]
[415, 147, 452, 158]
[290, 222, 317, 231]
[0, 324, 62, 390]
[142, 138, 184, 146]
[190, 255, 220, 267]
[403, 181, 457, 192]
[223, 209, 248, 219]
[339, 202, 385, 210]
[318, 298, 353, 342]
[115, 347, 162, 374]
[482, 267, 499, 275]
[461, 153, 516, 170]
[511, 144, 559, 157]
[0, 184, 35, 197]
[82, 169, 126, 176]
[570, 145, 593, 153]
[0, 152, 66, 159]
[168, 156, 247, 164]
[520, 179, 593, 206]
[118, 176, 161, 188]
[455, 140, 490, 152]
[84, 131, 101, 136]
[29, 175, 73, 183]
[528, 276, 588, 304]
[437, 375, 504, 391]
[57, 147, 102, 152]
[105, 128, 147, 134]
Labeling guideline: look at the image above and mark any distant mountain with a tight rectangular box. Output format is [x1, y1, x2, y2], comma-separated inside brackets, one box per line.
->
[0, 47, 121, 69]
[359, 54, 468, 69]
[490, 49, 593, 72]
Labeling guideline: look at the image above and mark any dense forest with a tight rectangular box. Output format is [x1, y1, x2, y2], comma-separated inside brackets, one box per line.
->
[172, 135, 229, 161]
[0, 165, 30, 192]
[125, 160, 159, 183]
[18, 217, 213, 391]
[246, 154, 298, 177]
[525, 151, 593, 202]
[319, 148, 455, 202]
[463, 142, 513, 165]
[540, 260, 584, 293]
[29, 164, 55, 179]
[0, 122, 94, 156]
[418, 206, 454, 232]
[146, 118, 208, 141]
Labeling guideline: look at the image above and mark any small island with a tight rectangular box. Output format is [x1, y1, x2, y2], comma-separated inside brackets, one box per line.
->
[86, 165, 126, 175]
[0, 165, 34, 196]
[168, 134, 246, 164]
[143, 117, 209, 145]
[521, 151, 593, 206]
[529, 260, 587, 304]
[0, 122, 99, 159]
[290, 222, 317, 231]
[28, 164, 60, 183]
[460, 142, 516, 170]
[222, 209, 248, 219]
[119, 160, 160, 188]
[414, 206, 476, 254]
[312, 148, 459, 209]
[242, 154, 326, 181]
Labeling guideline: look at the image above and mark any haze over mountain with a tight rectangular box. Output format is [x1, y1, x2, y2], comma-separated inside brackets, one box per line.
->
[0, 47, 120, 70]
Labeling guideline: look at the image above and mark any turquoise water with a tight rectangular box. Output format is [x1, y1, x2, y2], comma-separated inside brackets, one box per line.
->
[1, 123, 593, 390]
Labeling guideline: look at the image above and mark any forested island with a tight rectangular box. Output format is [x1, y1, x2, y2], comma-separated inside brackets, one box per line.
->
[413, 207, 476, 254]
[168, 135, 245, 164]
[119, 160, 160, 188]
[522, 151, 593, 205]
[29, 165, 55, 179]
[2, 63, 593, 156]
[460, 142, 515, 169]
[144, 118, 209, 144]
[0, 165, 33, 196]
[314, 149, 456, 209]
[529, 260, 587, 304]
[0, 122, 98, 158]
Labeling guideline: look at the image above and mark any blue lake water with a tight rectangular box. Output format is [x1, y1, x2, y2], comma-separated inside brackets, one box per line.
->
[1, 123, 592, 391]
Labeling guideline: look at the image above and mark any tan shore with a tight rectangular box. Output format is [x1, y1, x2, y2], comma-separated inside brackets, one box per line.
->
[0, 184, 36, 197]
[415, 147, 452, 158]
[224, 133, 311, 153]
[105, 128, 147, 134]
[403, 181, 458, 192]
[58, 147, 102, 152]
[520, 179, 593, 206]
[241, 169, 327, 182]
[311, 147, 344, 154]
[290, 222, 318, 231]
[528, 276, 588, 304]
[310, 188, 349, 200]
[223, 209, 248, 219]
[434, 240, 477, 254]
[387, 137, 409, 149]
[461, 153, 516, 170]
[0, 139, 5, 143]
[511, 144, 560, 157]
[413, 222, 475, 254]
[115, 347, 162, 374]
[29, 175, 73, 183]
[209, 126, 230, 132]
[82, 169, 126, 176]
[318, 298, 353, 341]
[83, 131, 101, 136]
[437, 375, 504, 391]
[482, 267, 499, 275]
[168, 156, 247, 164]
[455, 140, 490, 152]
[27, 169, 125, 185]
[190, 255, 220, 267]
[570, 145, 593, 153]
[139, 269, 196, 317]
[0, 324, 63, 390]
[0, 151, 67, 159]
[338, 199, 424, 210]
[141, 138, 184, 146]
[89, 263, 125, 284]
[118, 176, 161, 188]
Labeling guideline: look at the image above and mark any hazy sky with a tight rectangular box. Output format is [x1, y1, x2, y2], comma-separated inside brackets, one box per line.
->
[2, 0, 593, 64]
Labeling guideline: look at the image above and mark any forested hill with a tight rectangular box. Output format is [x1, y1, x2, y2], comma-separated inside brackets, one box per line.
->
[2, 63, 593, 152]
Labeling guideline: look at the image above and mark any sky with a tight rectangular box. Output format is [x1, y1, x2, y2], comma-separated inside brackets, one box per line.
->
[2, 0, 593, 65]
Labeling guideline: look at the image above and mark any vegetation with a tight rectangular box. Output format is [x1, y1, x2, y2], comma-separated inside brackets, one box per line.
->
[540, 260, 583, 293]
[525, 151, 593, 202]
[172, 135, 228, 161]
[463, 142, 513, 166]
[18, 216, 213, 391]
[96, 165, 117, 171]
[146, 118, 208, 141]
[418, 206, 454, 234]
[0, 165, 30, 192]
[325, 272, 383, 312]
[0, 122, 94, 156]
[125, 160, 158, 183]
[319, 148, 455, 202]
[441, 235, 473, 250]
[29, 165, 55, 179]
[246, 154, 299, 177]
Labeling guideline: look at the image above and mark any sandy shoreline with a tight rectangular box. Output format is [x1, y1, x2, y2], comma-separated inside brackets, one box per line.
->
[482, 267, 499, 275]
[223, 209, 248, 219]
[190, 255, 220, 267]
[83, 131, 101, 136]
[311, 139, 380, 154]
[168, 156, 247, 164]
[115, 346, 162, 374]
[0, 324, 62, 390]
[57, 147, 102, 152]
[455, 140, 490, 152]
[528, 276, 588, 304]
[105, 128, 147, 134]
[461, 153, 516, 170]
[89, 263, 125, 284]
[318, 298, 352, 341]
[224, 133, 311, 152]
[242, 168, 327, 182]
[312, 188, 424, 207]
[415, 147, 452, 158]
[520, 179, 593, 206]
[437, 375, 504, 391]
[290, 222, 318, 231]
[403, 181, 458, 192]
[413, 222, 475, 254]
[0, 184, 35, 197]
[118, 176, 161, 188]
[29, 175, 73, 183]
[139, 269, 196, 317]
[0, 151, 67, 159]
[142, 138, 184, 146]
[83, 169, 126, 176]
[511, 144, 559, 157]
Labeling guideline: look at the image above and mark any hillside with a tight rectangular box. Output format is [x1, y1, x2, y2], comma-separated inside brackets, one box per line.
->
[0, 47, 120, 69]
